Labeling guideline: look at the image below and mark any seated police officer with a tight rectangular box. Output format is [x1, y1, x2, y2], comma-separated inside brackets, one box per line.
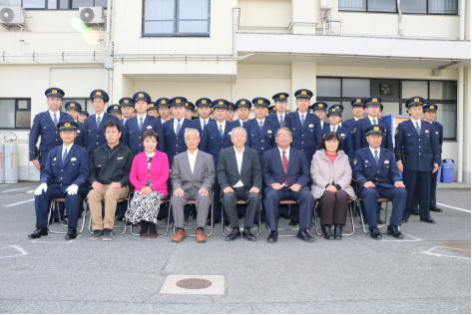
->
[29, 121, 89, 240]
[353, 125, 407, 240]
[217, 127, 262, 241]
[262, 127, 315, 243]
[88, 120, 133, 241]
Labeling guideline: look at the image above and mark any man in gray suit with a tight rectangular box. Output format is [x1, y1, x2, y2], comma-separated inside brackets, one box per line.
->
[217, 127, 262, 241]
[171, 128, 215, 243]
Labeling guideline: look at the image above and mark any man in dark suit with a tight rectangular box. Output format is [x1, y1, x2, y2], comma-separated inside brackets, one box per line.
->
[83, 89, 118, 153]
[191, 97, 213, 135]
[285, 89, 322, 165]
[395, 96, 440, 224]
[352, 97, 393, 153]
[262, 127, 315, 243]
[423, 102, 444, 213]
[218, 127, 262, 241]
[244, 97, 276, 160]
[267, 92, 289, 129]
[29, 87, 74, 173]
[233, 98, 251, 128]
[29, 121, 89, 241]
[342, 98, 366, 133]
[122, 91, 164, 155]
[162, 96, 193, 166]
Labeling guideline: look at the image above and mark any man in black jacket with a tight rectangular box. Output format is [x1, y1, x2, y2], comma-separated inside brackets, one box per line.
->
[217, 127, 262, 241]
[88, 120, 133, 240]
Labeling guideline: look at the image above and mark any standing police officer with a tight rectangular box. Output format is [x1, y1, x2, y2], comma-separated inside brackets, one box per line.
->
[312, 101, 328, 131]
[192, 97, 213, 134]
[29, 88, 74, 172]
[234, 98, 251, 128]
[119, 97, 135, 126]
[163, 96, 193, 166]
[325, 107, 354, 159]
[122, 91, 164, 155]
[83, 89, 118, 153]
[64, 101, 85, 147]
[267, 92, 289, 129]
[423, 102, 444, 213]
[285, 89, 322, 165]
[29, 121, 89, 240]
[353, 97, 393, 153]
[343, 97, 366, 133]
[395, 96, 440, 224]
[244, 97, 276, 160]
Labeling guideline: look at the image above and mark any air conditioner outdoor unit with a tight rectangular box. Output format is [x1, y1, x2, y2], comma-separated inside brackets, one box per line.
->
[0, 6, 25, 25]
[79, 7, 104, 24]
[320, 0, 332, 10]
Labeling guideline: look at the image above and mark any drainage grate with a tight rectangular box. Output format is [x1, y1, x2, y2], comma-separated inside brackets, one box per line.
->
[176, 278, 213, 290]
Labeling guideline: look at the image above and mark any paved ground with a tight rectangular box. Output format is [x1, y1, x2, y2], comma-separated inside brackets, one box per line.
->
[0, 183, 470, 314]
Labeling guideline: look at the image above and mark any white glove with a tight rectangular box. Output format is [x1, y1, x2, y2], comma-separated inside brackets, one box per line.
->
[65, 184, 79, 195]
[35, 183, 48, 196]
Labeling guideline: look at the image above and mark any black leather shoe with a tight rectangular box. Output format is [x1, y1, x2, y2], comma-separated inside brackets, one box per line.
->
[430, 206, 443, 212]
[28, 228, 48, 239]
[225, 228, 241, 241]
[420, 217, 436, 224]
[334, 225, 343, 240]
[89, 230, 103, 240]
[387, 225, 404, 239]
[288, 220, 298, 226]
[65, 228, 77, 240]
[296, 229, 315, 242]
[267, 231, 278, 243]
[242, 228, 257, 241]
[369, 227, 382, 240]
[321, 225, 333, 240]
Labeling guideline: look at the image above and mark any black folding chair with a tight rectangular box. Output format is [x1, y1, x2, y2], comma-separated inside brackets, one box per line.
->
[47, 197, 87, 234]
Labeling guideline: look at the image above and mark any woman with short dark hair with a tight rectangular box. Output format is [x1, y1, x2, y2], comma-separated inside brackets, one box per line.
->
[125, 130, 169, 238]
[310, 132, 356, 240]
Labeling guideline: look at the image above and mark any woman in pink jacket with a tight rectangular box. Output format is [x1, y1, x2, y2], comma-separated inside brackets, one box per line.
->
[125, 130, 169, 238]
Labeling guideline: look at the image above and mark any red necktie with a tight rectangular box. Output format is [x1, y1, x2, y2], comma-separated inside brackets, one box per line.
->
[282, 151, 288, 186]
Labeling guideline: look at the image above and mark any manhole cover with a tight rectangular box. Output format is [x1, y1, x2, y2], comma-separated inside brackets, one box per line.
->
[176, 278, 213, 289]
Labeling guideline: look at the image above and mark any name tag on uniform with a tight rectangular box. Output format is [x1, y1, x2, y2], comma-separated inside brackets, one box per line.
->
[117, 157, 124, 160]
[53, 157, 57, 161]
[268, 130, 273, 134]
[308, 124, 314, 128]
[425, 130, 430, 134]
[146, 125, 152, 129]
[71, 157, 77, 162]
[384, 160, 390, 164]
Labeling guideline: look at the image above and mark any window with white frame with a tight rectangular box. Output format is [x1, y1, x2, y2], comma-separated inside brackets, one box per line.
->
[143, 0, 210, 36]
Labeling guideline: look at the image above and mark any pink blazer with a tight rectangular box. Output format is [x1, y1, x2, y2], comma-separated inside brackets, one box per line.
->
[129, 150, 169, 195]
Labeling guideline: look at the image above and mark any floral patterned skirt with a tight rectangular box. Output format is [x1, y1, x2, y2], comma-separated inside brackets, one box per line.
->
[125, 191, 164, 224]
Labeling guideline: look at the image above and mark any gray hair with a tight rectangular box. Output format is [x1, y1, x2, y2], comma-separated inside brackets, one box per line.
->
[184, 128, 200, 139]
[230, 127, 247, 138]
[276, 127, 292, 137]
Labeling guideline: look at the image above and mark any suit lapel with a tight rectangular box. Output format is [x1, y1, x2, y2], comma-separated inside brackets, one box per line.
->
[193, 151, 203, 179]
[46, 111, 57, 129]
[287, 149, 296, 174]
[62, 145, 76, 167]
[240, 148, 249, 175]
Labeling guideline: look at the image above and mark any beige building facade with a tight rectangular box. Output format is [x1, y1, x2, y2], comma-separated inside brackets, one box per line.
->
[0, 0, 470, 182]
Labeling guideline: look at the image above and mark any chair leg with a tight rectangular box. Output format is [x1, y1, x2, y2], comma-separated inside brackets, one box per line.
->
[357, 200, 368, 233]
[342, 202, 355, 236]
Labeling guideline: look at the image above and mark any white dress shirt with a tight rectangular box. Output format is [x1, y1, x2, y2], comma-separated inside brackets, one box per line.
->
[369, 146, 380, 163]
[330, 124, 340, 133]
[278, 147, 290, 163]
[200, 118, 209, 130]
[174, 118, 184, 134]
[187, 149, 199, 174]
[49, 110, 60, 125]
[368, 116, 379, 125]
[62, 143, 74, 161]
[233, 147, 245, 188]
[410, 118, 422, 130]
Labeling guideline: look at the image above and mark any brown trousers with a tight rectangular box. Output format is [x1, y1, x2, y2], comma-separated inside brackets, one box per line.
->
[319, 190, 349, 226]
[88, 185, 129, 230]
